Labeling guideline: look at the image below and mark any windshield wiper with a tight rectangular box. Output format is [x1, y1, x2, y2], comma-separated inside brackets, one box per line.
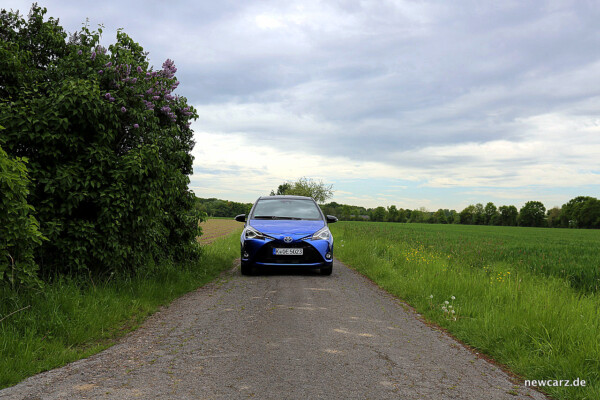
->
[253, 216, 302, 220]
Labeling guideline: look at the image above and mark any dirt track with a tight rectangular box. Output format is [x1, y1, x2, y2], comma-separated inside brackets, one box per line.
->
[0, 260, 546, 399]
[197, 218, 243, 245]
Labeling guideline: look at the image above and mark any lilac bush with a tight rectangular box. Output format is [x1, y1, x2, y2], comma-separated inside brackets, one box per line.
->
[0, 6, 201, 277]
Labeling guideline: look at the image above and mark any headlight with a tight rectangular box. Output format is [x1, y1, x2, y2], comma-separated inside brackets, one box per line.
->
[244, 225, 264, 240]
[312, 226, 331, 240]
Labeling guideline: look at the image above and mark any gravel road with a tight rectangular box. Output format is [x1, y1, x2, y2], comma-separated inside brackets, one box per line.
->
[1, 259, 547, 400]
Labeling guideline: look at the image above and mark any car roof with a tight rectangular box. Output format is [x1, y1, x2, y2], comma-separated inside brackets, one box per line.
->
[257, 195, 314, 200]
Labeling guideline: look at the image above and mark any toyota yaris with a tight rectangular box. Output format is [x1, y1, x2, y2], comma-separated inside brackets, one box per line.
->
[234, 195, 337, 275]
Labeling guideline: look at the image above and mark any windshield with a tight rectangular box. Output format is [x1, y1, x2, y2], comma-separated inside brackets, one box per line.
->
[251, 199, 323, 221]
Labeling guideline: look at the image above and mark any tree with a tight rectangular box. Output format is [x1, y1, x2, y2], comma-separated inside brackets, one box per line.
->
[518, 201, 546, 227]
[371, 206, 387, 222]
[387, 205, 399, 222]
[270, 177, 333, 203]
[473, 203, 484, 225]
[577, 197, 600, 229]
[270, 182, 291, 196]
[459, 205, 475, 224]
[484, 202, 499, 225]
[0, 6, 200, 276]
[546, 207, 562, 228]
[432, 209, 447, 224]
[560, 196, 599, 228]
[498, 205, 518, 226]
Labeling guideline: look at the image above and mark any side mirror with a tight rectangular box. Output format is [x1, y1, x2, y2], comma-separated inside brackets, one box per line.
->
[326, 215, 338, 223]
[235, 214, 246, 223]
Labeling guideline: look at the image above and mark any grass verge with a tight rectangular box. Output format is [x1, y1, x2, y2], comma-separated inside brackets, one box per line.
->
[331, 222, 599, 400]
[0, 230, 241, 389]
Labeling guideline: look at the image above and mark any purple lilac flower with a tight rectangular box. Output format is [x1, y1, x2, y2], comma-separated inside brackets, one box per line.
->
[137, 66, 143, 74]
[91, 51, 96, 60]
[96, 45, 106, 54]
[77, 50, 82, 55]
[153, 95, 160, 100]
[133, 124, 139, 129]
[105, 93, 111, 99]
[105, 62, 112, 67]
[161, 59, 178, 79]
[145, 101, 155, 110]
[109, 97, 115, 102]
[161, 106, 171, 113]
[98, 70, 103, 74]
[121, 107, 127, 113]
[131, 78, 137, 84]
[165, 94, 174, 101]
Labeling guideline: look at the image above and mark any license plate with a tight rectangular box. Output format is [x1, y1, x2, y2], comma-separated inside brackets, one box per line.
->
[273, 248, 303, 256]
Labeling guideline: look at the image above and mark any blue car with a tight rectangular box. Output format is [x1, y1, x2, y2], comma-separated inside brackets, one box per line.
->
[235, 195, 338, 275]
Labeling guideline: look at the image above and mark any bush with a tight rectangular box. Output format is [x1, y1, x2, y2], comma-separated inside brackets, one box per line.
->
[0, 140, 44, 288]
[0, 5, 201, 277]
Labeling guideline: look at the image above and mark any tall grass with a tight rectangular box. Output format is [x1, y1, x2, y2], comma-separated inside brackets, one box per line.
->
[331, 222, 600, 400]
[0, 231, 241, 389]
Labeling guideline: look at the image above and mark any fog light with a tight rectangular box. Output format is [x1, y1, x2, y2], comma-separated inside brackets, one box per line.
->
[243, 252, 249, 258]
[325, 252, 332, 259]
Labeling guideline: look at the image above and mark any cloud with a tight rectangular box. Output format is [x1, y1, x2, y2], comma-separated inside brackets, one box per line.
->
[4, 0, 600, 209]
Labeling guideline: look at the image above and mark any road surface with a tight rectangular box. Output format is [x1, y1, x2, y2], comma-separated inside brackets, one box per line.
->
[1, 260, 546, 399]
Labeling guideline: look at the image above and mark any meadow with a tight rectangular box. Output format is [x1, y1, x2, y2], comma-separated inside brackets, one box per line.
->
[330, 222, 600, 400]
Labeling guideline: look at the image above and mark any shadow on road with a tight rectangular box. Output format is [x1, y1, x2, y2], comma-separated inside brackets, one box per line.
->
[244, 266, 329, 276]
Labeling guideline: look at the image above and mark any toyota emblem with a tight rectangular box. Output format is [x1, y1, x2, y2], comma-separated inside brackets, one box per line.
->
[283, 236, 293, 243]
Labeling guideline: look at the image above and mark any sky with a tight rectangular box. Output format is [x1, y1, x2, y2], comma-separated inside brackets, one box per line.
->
[4, 0, 600, 210]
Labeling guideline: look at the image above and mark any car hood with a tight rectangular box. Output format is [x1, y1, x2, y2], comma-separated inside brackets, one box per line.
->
[249, 219, 325, 239]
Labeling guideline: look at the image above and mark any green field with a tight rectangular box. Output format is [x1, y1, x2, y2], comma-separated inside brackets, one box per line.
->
[330, 222, 600, 400]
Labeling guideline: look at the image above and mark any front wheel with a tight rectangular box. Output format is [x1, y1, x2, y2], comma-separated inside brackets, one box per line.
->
[241, 263, 254, 276]
[320, 265, 332, 276]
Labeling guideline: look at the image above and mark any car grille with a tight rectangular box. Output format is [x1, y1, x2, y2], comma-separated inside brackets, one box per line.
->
[255, 240, 323, 264]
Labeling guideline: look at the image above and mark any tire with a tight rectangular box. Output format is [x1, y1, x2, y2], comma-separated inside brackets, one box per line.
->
[320, 265, 332, 276]
[241, 263, 253, 276]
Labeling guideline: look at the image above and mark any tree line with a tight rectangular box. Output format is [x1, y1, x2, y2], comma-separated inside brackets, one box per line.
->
[199, 175, 599, 230]
[194, 197, 252, 218]
[321, 196, 600, 229]
[196, 195, 600, 230]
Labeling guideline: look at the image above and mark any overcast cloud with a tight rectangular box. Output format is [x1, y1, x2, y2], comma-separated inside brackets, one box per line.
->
[4, 0, 600, 209]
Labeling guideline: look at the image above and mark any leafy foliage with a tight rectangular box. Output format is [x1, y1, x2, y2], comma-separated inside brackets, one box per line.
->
[270, 177, 334, 203]
[0, 141, 44, 287]
[498, 205, 518, 226]
[518, 201, 546, 227]
[561, 196, 600, 229]
[194, 197, 252, 218]
[0, 5, 201, 277]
